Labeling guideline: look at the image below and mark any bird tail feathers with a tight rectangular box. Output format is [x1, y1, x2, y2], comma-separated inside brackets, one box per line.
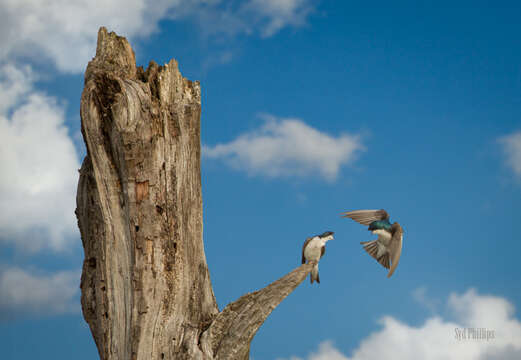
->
[310, 263, 320, 284]
[361, 240, 390, 269]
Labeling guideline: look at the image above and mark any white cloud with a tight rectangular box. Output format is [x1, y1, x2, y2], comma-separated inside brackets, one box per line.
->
[0, 266, 80, 319]
[203, 115, 363, 181]
[0, 63, 35, 113]
[279, 289, 521, 360]
[498, 131, 521, 178]
[0, 0, 179, 73]
[0, 64, 80, 252]
[0, 0, 316, 73]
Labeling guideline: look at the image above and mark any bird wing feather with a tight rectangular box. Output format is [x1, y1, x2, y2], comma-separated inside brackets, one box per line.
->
[360, 240, 390, 269]
[387, 223, 403, 278]
[341, 209, 389, 226]
[302, 237, 313, 264]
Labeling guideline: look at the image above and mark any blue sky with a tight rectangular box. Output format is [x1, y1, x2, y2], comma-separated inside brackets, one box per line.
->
[1, 1, 521, 359]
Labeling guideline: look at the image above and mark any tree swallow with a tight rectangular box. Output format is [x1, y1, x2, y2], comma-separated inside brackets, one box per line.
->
[341, 209, 403, 278]
[301, 231, 334, 284]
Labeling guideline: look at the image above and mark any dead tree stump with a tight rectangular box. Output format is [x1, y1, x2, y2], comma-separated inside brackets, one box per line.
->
[76, 27, 313, 360]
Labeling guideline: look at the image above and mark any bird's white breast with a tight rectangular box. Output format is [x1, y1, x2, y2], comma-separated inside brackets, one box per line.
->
[304, 237, 323, 262]
[372, 229, 392, 245]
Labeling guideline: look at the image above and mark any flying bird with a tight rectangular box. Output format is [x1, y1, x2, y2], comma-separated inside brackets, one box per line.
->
[301, 231, 334, 284]
[341, 209, 403, 278]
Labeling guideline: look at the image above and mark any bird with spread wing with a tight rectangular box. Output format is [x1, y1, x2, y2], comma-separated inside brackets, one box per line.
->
[341, 209, 403, 278]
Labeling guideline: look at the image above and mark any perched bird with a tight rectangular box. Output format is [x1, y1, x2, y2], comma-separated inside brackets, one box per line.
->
[301, 231, 334, 284]
[341, 209, 403, 278]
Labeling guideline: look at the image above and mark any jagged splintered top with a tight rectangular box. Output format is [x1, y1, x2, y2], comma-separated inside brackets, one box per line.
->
[85, 27, 200, 105]
[85, 27, 137, 81]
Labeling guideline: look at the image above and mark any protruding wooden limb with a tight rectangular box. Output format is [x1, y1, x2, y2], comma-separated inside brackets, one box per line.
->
[200, 263, 314, 359]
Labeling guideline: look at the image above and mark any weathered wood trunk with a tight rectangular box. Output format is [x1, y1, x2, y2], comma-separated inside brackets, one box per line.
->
[76, 28, 313, 360]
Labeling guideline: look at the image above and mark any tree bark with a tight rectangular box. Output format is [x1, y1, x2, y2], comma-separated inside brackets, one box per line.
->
[76, 27, 313, 360]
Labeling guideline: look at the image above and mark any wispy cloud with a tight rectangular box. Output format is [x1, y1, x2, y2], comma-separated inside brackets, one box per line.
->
[498, 131, 521, 178]
[0, 0, 179, 72]
[412, 286, 440, 313]
[0, 267, 80, 320]
[0, 0, 317, 73]
[241, 0, 315, 38]
[278, 289, 521, 360]
[203, 114, 363, 181]
[174, 0, 315, 39]
[0, 64, 79, 252]
[202, 50, 235, 71]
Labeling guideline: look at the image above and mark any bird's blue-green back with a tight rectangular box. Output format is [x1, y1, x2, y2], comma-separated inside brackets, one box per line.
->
[368, 219, 392, 231]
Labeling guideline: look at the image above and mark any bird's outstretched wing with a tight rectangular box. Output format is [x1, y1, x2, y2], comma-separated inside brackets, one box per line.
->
[360, 240, 390, 269]
[387, 223, 403, 278]
[301, 237, 313, 264]
[341, 209, 389, 226]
